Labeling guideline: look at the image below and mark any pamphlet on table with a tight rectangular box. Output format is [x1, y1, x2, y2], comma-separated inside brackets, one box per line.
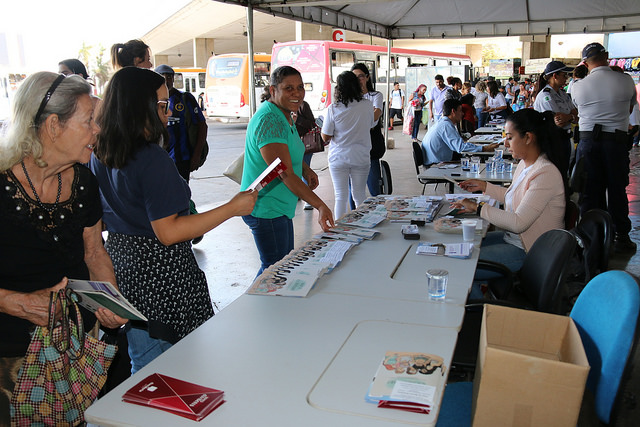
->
[122, 373, 224, 421]
[67, 279, 147, 321]
[246, 239, 354, 297]
[365, 351, 447, 414]
[416, 242, 474, 259]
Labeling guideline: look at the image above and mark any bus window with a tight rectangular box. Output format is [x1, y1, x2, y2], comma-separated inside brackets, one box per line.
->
[330, 51, 355, 82]
[254, 62, 271, 87]
[174, 73, 184, 90]
[210, 58, 242, 78]
[198, 73, 206, 90]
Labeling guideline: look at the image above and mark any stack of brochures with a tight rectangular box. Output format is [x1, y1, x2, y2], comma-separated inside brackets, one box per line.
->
[416, 242, 474, 259]
[365, 351, 446, 414]
[247, 239, 355, 297]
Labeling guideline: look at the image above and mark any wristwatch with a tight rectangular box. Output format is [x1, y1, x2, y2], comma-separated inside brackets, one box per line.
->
[476, 202, 485, 216]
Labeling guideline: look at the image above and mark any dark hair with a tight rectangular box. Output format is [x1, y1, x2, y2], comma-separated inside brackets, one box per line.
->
[452, 77, 462, 87]
[446, 76, 454, 86]
[59, 59, 89, 79]
[573, 64, 588, 79]
[487, 80, 499, 97]
[461, 93, 474, 106]
[260, 66, 301, 102]
[506, 109, 564, 173]
[435, 74, 444, 81]
[94, 67, 166, 168]
[110, 39, 149, 69]
[335, 71, 362, 107]
[350, 63, 375, 92]
[443, 98, 462, 116]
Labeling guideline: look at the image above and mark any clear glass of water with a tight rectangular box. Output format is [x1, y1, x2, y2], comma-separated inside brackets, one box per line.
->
[470, 157, 480, 173]
[427, 269, 448, 302]
[485, 158, 494, 173]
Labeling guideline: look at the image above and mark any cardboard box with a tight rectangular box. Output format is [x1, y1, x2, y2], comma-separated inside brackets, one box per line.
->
[471, 305, 590, 427]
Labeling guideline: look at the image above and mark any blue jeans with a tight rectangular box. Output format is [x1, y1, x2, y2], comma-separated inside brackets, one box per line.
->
[469, 231, 526, 299]
[476, 231, 527, 276]
[125, 324, 173, 374]
[476, 108, 488, 128]
[243, 215, 294, 276]
[412, 110, 423, 139]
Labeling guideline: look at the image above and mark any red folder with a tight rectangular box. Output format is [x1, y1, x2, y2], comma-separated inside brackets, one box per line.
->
[122, 373, 225, 421]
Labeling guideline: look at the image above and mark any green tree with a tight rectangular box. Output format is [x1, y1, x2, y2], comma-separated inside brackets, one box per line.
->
[76, 43, 110, 95]
[92, 46, 110, 94]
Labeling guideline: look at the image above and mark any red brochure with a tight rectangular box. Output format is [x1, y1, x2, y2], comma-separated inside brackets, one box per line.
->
[122, 373, 224, 421]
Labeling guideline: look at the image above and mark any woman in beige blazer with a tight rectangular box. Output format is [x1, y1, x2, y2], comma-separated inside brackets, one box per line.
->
[452, 109, 566, 274]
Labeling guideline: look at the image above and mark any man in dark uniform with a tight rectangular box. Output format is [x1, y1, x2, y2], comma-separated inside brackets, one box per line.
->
[572, 43, 638, 253]
[155, 64, 208, 183]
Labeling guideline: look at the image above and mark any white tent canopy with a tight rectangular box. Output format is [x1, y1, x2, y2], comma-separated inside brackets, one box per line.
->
[214, 0, 640, 39]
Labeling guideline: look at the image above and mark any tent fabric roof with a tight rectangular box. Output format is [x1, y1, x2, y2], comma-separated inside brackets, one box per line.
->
[213, 0, 640, 38]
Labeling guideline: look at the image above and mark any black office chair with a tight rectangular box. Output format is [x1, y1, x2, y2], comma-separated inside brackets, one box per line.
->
[411, 141, 453, 194]
[564, 199, 580, 231]
[451, 229, 578, 375]
[566, 209, 613, 306]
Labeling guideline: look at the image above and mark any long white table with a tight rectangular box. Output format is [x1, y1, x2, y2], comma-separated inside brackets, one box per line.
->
[85, 213, 482, 426]
[474, 126, 503, 134]
[419, 164, 513, 184]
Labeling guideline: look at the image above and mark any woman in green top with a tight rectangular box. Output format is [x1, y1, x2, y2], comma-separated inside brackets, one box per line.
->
[241, 66, 334, 275]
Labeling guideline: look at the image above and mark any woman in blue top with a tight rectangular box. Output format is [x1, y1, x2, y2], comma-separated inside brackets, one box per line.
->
[90, 67, 256, 373]
[241, 66, 334, 276]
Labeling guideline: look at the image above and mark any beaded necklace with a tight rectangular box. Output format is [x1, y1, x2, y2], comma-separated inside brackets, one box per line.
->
[20, 160, 62, 213]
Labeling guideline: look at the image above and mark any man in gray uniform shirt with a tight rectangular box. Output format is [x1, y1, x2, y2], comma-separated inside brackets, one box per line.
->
[571, 42, 638, 253]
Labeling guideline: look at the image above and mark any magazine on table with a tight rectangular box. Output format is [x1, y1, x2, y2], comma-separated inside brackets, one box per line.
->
[315, 231, 364, 244]
[433, 217, 483, 235]
[329, 225, 379, 240]
[337, 210, 386, 228]
[365, 351, 447, 414]
[122, 373, 224, 421]
[67, 279, 147, 321]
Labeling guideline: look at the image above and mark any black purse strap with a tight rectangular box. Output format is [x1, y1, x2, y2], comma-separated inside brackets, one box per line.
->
[47, 288, 85, 359]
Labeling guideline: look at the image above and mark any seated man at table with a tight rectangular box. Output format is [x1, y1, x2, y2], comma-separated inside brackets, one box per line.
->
[421, 99, 499, 165]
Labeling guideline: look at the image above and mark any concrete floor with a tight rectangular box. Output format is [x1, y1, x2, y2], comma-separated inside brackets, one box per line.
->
[188, 120, 640, 425]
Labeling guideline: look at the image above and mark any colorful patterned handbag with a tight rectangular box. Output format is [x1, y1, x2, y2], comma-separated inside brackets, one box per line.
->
[10, 289, 117, 426]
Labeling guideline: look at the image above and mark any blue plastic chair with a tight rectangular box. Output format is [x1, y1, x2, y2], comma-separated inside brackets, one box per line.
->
[436, 381, 472, 426]
[570, 270, 640, 424]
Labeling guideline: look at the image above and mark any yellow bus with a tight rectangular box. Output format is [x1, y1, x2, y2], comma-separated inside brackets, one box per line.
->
[172, 68, 206, 95]
[204, 53, 271, 119]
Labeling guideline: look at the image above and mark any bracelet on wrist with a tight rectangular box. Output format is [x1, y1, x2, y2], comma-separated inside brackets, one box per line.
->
[476, 202, 485, 216]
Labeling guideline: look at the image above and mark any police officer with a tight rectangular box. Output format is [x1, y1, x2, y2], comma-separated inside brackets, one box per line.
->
[572, 43, 638, 253]
[533, 61, 577, 178]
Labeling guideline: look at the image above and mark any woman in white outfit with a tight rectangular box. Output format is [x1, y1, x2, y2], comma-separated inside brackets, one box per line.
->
[321, 71, 376, 219]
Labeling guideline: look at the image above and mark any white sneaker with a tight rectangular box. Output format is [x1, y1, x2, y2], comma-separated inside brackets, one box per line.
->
[304, 202, 313, 210]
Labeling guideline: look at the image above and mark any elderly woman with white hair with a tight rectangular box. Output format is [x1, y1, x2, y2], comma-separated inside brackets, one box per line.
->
[0, 72, 126, 423]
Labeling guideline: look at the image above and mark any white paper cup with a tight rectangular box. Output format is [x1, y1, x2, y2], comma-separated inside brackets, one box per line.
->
[462, 220, 477, 242]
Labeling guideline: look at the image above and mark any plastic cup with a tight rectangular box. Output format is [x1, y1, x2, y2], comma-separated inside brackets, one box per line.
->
[426, 269, 448, 302]
[495, 149, 504, 159]
[461, 157, 470, 170]
[470, 157, 480, 173]
[462, 220, 477, 242]
[485, 158, 494, 173]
